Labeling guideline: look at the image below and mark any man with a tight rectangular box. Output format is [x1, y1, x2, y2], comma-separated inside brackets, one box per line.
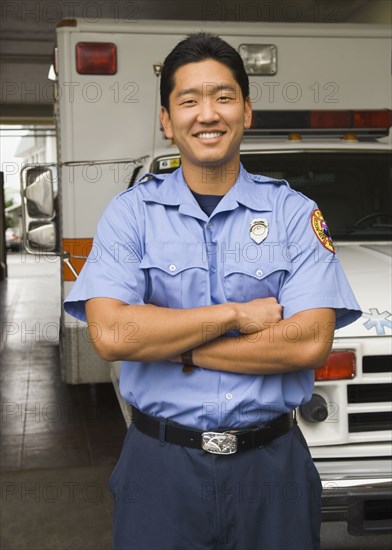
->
[64, 33, 361, 550]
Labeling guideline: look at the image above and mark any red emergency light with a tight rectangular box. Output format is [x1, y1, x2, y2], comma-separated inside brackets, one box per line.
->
[76, 42, 117, 75]
[314, 351, 356, 381]
[310, 111, 350, 128]
[248, 109, 391, 137]
[353, 110, 392, 128]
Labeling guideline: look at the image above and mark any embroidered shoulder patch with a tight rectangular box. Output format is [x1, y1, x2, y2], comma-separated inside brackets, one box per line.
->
[311, 209, 335, 253]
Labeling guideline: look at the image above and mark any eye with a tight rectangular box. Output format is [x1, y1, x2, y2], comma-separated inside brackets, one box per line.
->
[180, 99, 197, 106]
[218, 95, 234, 103]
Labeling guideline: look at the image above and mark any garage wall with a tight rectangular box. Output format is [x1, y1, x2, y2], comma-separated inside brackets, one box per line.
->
[350, 0, 392, 24]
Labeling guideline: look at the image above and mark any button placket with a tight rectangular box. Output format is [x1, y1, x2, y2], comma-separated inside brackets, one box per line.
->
[204, 223, 217, 278]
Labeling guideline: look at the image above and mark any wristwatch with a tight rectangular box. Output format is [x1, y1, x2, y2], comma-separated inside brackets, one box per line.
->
[181, 350, 194, 374]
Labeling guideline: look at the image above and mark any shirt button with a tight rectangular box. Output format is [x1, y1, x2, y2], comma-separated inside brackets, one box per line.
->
[210, 266, 216, 274]
[225, 393, 233, 400]
[207, 222, 213, 230]
[169, 264, 176, 272]
[256, 269, 263, 278]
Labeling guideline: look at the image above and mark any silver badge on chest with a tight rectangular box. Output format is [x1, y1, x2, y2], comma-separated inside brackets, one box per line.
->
[250, 218, 269, 244]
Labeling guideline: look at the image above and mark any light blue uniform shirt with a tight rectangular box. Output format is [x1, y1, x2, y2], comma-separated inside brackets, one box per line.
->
[64, 165, 361, 429]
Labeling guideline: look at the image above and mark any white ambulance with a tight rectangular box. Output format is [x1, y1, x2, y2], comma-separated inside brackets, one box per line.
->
[20, 19, 391, 539]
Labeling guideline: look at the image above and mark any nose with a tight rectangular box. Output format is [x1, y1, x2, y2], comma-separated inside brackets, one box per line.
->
[196, 98, 220, 124]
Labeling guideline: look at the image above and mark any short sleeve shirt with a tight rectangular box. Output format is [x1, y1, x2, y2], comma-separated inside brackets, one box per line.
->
[64, 165, 362, 429]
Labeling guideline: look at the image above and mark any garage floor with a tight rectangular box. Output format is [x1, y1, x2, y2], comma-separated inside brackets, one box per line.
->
[1, 252, 390, 550]
[0, 252, 126, 549]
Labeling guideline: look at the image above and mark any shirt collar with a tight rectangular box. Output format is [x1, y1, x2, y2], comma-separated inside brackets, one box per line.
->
[143, 164, 284, 215]
[142, 168, 191, 206]
[214, 164, 281, 214]
[143, 168, 208, 221]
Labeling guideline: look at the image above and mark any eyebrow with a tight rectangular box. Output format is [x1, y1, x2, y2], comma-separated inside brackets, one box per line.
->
[175, 83, 237, 99]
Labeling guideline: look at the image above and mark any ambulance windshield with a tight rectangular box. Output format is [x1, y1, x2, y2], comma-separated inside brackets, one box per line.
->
[242, 151, 392, 241]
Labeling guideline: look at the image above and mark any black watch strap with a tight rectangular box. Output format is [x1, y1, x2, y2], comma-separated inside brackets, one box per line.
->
[181, 350, 194, 366]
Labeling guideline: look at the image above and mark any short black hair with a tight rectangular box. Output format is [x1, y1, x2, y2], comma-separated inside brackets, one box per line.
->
[160, 32, 249, 111]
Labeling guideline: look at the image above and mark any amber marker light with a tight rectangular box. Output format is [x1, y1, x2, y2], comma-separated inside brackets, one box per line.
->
[315, 351, 356, 381]
[288, 133, 302, 141]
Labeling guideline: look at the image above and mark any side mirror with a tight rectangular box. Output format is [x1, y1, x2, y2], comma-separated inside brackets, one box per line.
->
[27, 221, 57, 252]
[20, 165, 58, 254]
[25, 168, 55, 218]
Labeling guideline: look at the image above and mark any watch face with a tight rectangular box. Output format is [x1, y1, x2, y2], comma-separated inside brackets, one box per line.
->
[182, 365, 194, 374]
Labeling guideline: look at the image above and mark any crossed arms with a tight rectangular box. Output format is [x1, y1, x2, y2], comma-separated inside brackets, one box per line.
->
[85, 297, 335, 374]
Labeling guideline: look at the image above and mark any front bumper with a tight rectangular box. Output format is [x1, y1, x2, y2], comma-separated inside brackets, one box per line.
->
[321, 478, 392, 535]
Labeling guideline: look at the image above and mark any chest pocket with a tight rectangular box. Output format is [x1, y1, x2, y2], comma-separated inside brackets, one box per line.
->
[140, 242, 208, 308]
[223, 259, 291, 302]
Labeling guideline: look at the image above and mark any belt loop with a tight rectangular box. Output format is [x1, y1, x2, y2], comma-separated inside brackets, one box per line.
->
[159, 418, 168, 446]
[251, 427, 257, 447]
[293, 408, 297, 424]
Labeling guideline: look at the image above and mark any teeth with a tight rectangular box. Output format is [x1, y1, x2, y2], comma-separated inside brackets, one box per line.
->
[197, 132, 223, 139]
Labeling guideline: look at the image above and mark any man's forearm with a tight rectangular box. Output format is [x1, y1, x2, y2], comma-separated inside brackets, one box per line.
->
[86, 300, 236, 362]
[190, 309, 336, 374]
[86, 296, 282, 362]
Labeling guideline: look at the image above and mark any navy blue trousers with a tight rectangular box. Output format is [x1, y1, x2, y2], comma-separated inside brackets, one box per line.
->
[109, 422, 322, 550]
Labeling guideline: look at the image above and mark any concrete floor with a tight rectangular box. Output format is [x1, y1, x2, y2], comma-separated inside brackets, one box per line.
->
[1, 251, 390, 550]
[1, 251, 126, 549]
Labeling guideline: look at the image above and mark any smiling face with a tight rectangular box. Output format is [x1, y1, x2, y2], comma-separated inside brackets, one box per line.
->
[160, 59, 252, 181]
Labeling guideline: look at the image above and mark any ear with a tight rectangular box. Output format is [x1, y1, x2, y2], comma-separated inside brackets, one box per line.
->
[160, 106, 173, 139]
[244, 97, 252, 129]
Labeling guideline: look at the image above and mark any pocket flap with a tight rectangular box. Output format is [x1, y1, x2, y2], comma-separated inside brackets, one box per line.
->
[223, 259, 291, 280]
[140, 242, 208, 276]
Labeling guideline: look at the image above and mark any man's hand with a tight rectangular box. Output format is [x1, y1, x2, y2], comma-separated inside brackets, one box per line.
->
[235, 297, 282, 334]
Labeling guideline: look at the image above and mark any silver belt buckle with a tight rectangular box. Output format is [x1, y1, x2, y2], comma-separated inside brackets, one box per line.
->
[201, 431, 238, 455]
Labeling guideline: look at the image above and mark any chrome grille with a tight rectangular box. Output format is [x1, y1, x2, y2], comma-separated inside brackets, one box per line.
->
[348, 384, 392, 403]
[347, 355, 391, 434]
[362, 355, 391, 374]
[349, 412, 392, 433]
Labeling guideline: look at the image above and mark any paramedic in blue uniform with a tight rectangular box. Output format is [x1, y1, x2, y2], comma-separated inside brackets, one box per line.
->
[64, 33, 361, 550]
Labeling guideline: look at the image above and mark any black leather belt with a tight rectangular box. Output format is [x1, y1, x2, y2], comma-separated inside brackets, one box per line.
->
[132, 408, 296, 455]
